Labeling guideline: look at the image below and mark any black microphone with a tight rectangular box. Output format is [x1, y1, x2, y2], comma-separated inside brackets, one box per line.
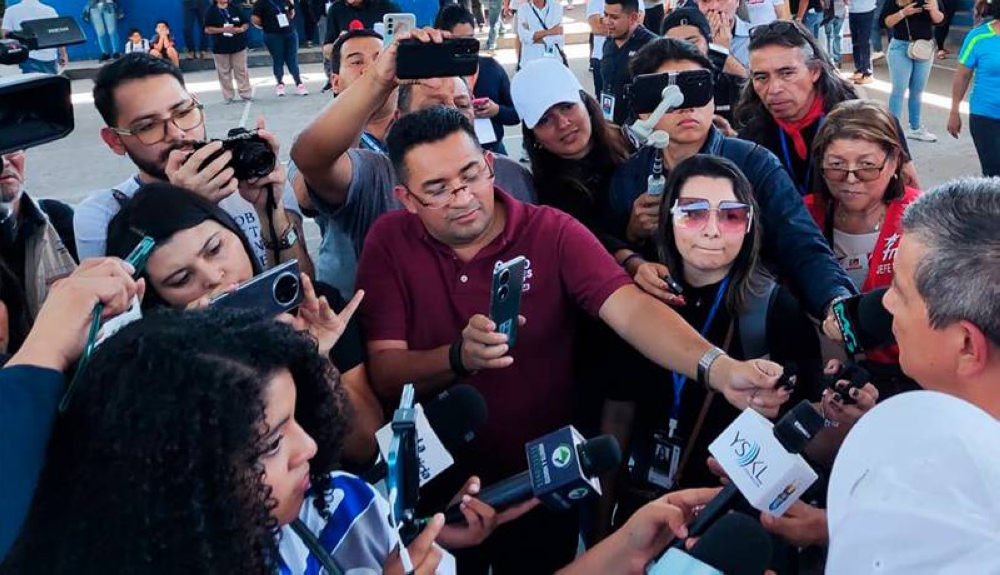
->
[649, 513, 773, 575]
[676, 400, 825, 545]
[443, 428, 621, 523]
[360, 384, 488, 484]
[832, 288, 895, 355]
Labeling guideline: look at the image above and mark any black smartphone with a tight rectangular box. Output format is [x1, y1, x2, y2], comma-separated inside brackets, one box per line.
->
[210, 259, 303, 316]
[825, 361, 871, 406]
[489, 256, 527, 348]
[626, 69, 715, 115]
[396, 37, 480, 80]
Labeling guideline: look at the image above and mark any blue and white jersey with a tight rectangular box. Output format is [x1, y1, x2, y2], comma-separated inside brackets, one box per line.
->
[277, 472, 455, 575]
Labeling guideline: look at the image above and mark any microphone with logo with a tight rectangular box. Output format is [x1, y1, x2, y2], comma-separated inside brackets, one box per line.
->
[648, 513, 773, 575]
[673, 400, 826, 544]
[365, 384, 489, 485]
[443, 426, 621, 523]
[831, 288, 895, 356]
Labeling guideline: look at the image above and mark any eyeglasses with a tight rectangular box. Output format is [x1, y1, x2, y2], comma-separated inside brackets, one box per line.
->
[406, 161, 495, 209]
[670, 197, 753, 233]
[821, 160, 889, 182]
[110, 100, 205, 145]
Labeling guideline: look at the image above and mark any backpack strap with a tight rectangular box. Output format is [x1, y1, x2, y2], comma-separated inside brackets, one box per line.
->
[738, 278, 778, 360]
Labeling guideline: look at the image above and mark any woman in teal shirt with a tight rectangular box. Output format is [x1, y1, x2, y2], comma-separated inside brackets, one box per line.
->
[948, 3, 1000, 177]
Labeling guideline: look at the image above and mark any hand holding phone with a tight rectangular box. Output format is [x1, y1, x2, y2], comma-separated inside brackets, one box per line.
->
[210, 259, 303, 316]
[489, 257, 526, 347]
[396, 36, 480, 80]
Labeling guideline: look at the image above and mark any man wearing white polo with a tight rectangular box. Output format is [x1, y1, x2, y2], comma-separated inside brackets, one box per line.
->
[1, 0, 68, 74]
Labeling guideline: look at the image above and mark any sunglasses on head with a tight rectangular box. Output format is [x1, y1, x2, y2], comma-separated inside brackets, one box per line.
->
[749, 20, 809, 42]
[670, 197, 753, 234]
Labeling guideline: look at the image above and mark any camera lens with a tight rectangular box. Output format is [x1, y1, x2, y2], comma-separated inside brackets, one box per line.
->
[272, 272, 300, 306]
[498, 285, 509, 301]
[499, 269, 510, 285]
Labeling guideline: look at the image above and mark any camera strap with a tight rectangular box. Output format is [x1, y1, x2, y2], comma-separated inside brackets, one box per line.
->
[265, 184, 281, 266]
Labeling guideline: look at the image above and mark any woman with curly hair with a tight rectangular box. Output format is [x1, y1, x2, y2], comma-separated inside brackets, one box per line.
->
[1, 308, 515, 573]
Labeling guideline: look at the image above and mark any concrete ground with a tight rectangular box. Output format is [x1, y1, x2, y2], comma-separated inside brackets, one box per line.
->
[1, 34, 984, 250]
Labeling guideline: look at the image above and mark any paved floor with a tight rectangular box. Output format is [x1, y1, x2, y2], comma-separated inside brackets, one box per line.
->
[1, 41, 983, 251]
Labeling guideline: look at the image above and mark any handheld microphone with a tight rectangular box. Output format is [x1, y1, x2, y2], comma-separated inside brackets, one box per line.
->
[831, 288, 895, 355]
[368, 384, 489, 485]
[649, 513, 773, 575]
[680, 401, 825, 542]
[443, 427, 621, 523]
[628, 84, 684, 145]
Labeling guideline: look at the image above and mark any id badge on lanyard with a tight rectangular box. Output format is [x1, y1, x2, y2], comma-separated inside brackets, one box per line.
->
[273, 0, 290, 27]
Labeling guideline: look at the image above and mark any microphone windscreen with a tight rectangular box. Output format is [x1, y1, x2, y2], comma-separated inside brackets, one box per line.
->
[857, 287, 895, 349]
[578, 435, 622, 478]
[688, 513, 773, 575]
[421, 384, 489, 450]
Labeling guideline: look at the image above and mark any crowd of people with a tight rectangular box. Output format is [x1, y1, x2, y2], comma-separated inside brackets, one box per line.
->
[1, 0, 999, 573]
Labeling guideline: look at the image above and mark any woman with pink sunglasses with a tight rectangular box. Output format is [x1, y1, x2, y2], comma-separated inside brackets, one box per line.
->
[600, 154, 823, 530]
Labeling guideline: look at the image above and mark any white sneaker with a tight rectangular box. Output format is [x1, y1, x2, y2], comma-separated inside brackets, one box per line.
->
[872, 50, 886, 61]
[906, 127, 938, 142]
[275, 83, 286, 97]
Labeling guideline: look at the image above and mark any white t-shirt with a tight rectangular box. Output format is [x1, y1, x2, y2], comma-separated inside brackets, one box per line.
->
[2, 0, 60, 62]
[73, 174, 303, 268]
[833, 228, 878, 290]
[742, 0, 784, 30]
[586, 0, 606, 60]
[517, 0, 565, 66]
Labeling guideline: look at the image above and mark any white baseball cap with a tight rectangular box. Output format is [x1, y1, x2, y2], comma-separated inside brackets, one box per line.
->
[826, 391, 1000, 575]
[510, 58, 584, 130]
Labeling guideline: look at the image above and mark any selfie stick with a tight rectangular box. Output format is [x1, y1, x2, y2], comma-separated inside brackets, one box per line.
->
[386, 383, 421, 544]
[628, 84, 684, 145]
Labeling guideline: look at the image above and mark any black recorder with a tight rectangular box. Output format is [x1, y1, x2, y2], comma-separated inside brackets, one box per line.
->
[626, 69, 715, 115]
[210, 259, 303, 316]
[192, 128, 276, 181]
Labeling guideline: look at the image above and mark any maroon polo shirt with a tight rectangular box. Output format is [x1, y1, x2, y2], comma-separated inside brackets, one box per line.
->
[357, 189, 633, 483]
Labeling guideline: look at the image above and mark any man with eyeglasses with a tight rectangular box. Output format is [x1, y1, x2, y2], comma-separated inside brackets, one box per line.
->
[73, 54, 311, 274]
[356, 104, 793, 574]
[607, 38, 855, 318]
[290, 28, 534, 297]
[733, 20, 918, 198]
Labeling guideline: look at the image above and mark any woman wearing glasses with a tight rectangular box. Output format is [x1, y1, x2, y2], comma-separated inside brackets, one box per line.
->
[807, 100, 920, 293]
[606, 154, 821, 527]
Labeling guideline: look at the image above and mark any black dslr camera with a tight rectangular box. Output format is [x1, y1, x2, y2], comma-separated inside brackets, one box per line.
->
[192, 128, 276, 181]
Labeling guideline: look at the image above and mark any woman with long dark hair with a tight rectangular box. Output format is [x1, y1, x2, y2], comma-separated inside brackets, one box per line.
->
[606, 154, 821, 527]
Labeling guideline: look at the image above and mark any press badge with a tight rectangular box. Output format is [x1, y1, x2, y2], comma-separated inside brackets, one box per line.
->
[600, 93, 615, 121]
[276, 13, 290, 27]
[647, 429, 682, 490]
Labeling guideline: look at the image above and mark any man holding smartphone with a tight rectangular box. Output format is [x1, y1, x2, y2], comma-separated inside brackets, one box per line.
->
[356, 101, 791, 574]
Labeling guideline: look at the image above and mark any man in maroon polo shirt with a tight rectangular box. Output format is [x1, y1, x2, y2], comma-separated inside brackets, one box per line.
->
[355, 102, 791, 572]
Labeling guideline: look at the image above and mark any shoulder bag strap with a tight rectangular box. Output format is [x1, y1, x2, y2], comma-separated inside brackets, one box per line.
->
[290, 518, 345, 575]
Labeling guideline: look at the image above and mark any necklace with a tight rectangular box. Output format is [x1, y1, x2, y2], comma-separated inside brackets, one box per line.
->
[836, 203, 885, 234]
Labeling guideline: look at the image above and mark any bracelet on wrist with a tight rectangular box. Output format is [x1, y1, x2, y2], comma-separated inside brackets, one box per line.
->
[620, 253, 644, 272]
[449, 338, 474, 378]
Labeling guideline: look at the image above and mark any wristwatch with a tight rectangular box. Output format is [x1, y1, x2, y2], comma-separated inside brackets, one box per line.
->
[263, 224, 299, 251]
[697, 347, 726, 391]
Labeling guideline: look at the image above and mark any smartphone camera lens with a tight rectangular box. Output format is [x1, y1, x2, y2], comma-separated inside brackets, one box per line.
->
[498, 285, 509, 302]
[272, 272, 300, 306]
[499, 269, 510, 285]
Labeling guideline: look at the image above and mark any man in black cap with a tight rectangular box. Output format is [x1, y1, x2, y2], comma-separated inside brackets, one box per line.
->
[660, 7, 746, 126]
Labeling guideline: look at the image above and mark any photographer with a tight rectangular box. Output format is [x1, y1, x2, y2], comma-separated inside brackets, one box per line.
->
[1, 0, 68, 74]
[0, 150, 77, 355]
[73, 54, 313, 277]
[0, 257, 141, 559]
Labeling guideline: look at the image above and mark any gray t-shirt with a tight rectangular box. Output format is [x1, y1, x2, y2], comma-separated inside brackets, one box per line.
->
[304, 150, 537, 296]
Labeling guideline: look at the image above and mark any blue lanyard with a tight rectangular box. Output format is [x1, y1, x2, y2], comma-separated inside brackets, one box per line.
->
[219, 7, 231, 20]
[360, 132, 385, 154]
[778, 129, 812, 197]
[669, 276, 729, 436]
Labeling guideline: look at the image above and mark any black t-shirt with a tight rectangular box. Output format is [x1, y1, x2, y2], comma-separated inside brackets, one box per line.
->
[205, 5, 248, 53]
[881, 0, 936, 41]
[323, 0, 401, 44]
[253, 0, 296, 34]
[600, 25, 658, 126]
[612, 280, 823, 491]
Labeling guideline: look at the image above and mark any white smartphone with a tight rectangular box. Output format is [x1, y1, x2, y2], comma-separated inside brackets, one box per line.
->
[382, 13, 416, 46]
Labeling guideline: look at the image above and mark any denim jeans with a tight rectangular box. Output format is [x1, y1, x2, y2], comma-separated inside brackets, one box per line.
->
[802, 10, 823, 40]
[89, 4, 120, 56]
[969, 114, 1000, 176]
[886, 38, 932, 129]
[182, 1, 209, 53]
[19, 58, 57, 74]
[823, 16, 845, 65]
[486, 0, 504, 48]
[264, 31, 302, 85]
[849, 9, 875, 74]
[871, 0, 887, 51]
